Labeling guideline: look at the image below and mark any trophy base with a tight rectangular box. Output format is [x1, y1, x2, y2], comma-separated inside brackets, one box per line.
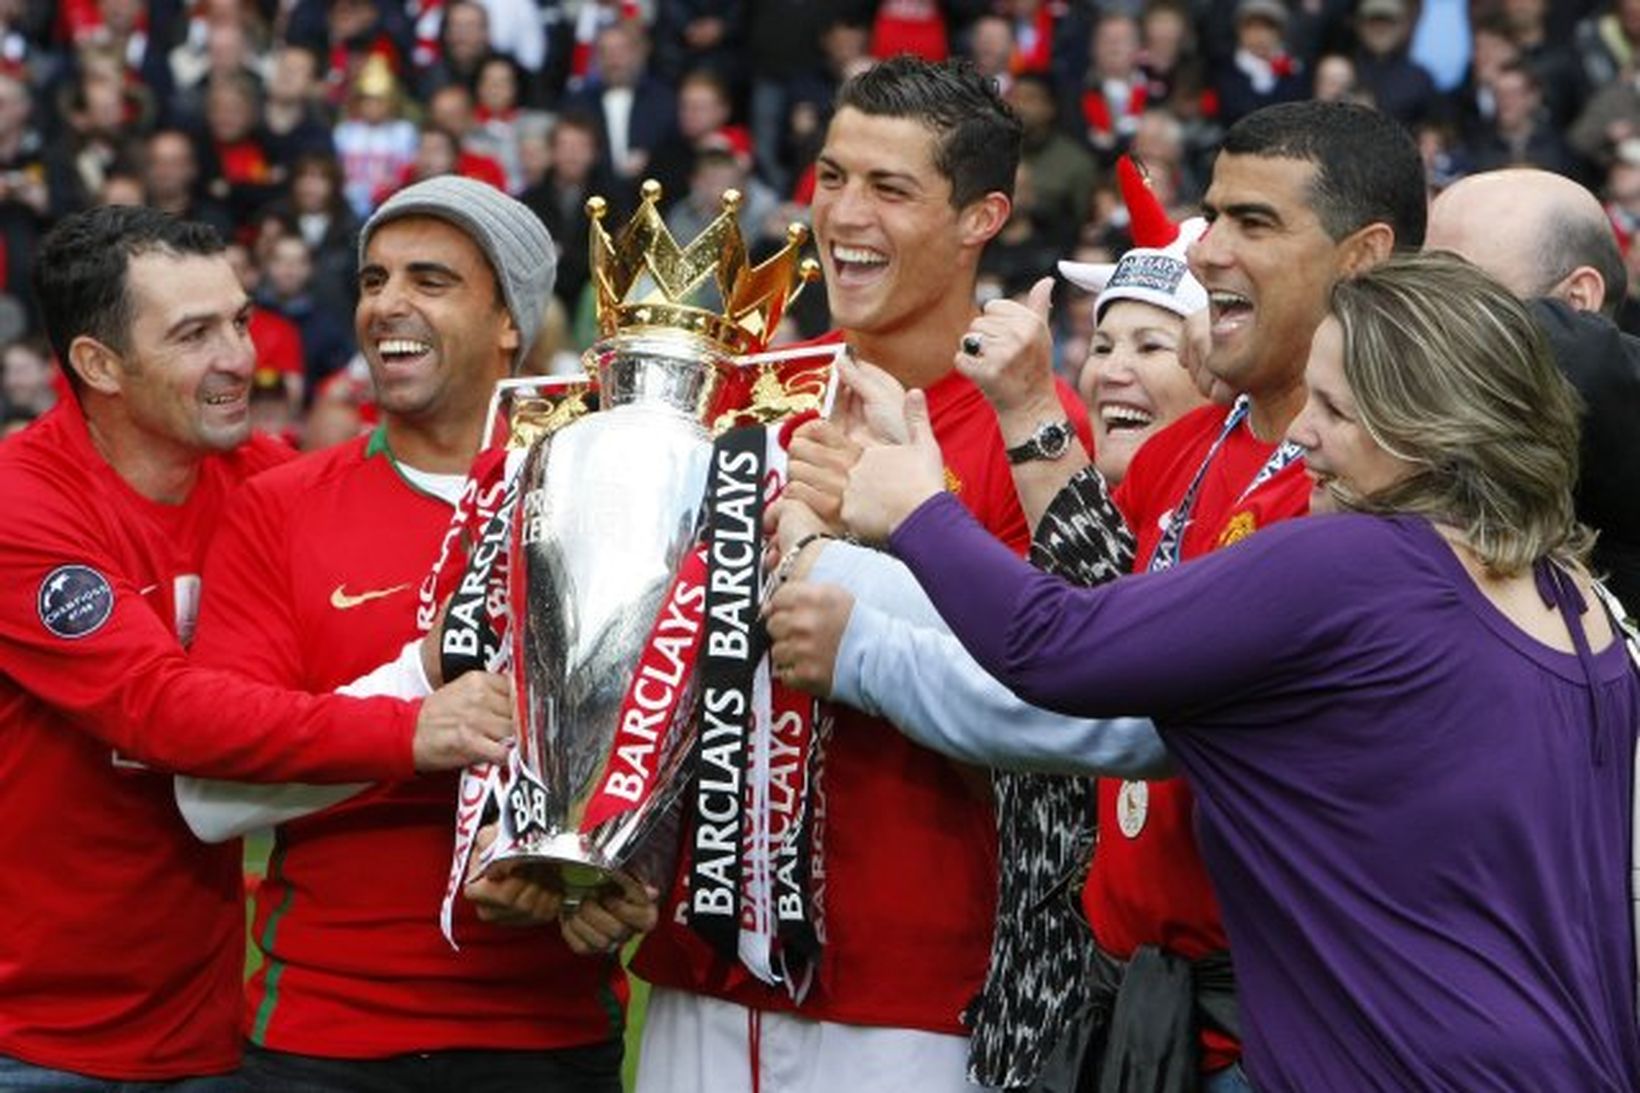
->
[486, 830, 628, 909]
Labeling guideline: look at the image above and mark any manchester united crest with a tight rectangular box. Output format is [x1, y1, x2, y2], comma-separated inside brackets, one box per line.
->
[1218, 510, 1257, 547]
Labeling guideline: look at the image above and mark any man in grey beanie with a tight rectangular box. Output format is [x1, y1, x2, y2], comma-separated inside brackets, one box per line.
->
[176, 176, 631, 1092]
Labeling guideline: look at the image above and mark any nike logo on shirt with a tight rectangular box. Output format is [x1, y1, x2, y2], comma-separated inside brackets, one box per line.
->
[330, 582, 411, 610]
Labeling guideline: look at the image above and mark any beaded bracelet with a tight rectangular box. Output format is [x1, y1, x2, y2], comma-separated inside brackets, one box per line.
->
[771, 531, 844, 590]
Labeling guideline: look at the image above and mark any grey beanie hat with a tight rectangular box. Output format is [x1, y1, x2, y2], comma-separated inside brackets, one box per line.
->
[360, 176, 557, 367]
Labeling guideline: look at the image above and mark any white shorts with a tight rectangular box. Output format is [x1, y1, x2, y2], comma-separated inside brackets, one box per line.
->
[634, 987, 993, 1093]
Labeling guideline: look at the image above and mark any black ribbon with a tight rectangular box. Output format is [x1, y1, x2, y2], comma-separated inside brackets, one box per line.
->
[438, 469, 519, 683]
[686, 426, 767, 958]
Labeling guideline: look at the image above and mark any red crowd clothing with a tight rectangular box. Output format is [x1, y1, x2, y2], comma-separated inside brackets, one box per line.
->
[0, 401, 422, 1081]
[249, 307, 305, 379]
[1098, 402, 1311, 1070]
[871, 0, 949, 62]
[190, 429, 626, 1059]
[634, 365, 1093, 1034]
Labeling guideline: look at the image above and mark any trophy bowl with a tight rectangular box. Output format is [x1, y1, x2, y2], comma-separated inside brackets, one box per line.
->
[493, 329, 729, 904]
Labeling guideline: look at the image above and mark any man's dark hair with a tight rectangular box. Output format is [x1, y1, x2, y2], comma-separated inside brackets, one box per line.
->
[1539, 204, 1628, 317]
[835, 55, 1022, 208]
[1221, 100, 1427, 248]
[32, 205, 225, 394]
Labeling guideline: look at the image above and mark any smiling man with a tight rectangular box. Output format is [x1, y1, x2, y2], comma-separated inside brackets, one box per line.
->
[1075, 99, 1427, 1087]
[175, 177, 630, 1092]
[628, 55, 1091, 1093]
[0, 206, 515, 1087]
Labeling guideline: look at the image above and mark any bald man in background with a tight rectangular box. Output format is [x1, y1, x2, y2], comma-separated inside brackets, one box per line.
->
[1428, 168, 1640, 613]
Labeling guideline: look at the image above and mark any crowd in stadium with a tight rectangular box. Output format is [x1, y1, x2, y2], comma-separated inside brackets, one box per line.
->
[1, 0, 1639, 445]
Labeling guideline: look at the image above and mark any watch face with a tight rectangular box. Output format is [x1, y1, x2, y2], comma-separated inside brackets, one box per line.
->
[1039, 421, 1072, 457]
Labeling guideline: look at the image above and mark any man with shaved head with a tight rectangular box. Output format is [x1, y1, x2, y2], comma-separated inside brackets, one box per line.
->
[1427, 167, 1640, 612]
[1428, 168, 1628, 315]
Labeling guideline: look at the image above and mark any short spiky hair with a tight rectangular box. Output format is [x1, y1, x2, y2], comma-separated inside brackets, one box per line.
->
[1222, 100, 1426, 249]
[835, 55, 1022, 209]
[33, 206, 226, 395]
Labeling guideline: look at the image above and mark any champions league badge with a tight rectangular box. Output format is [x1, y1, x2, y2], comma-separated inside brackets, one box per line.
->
[38, 564, 114, 640]
[1116, 779, 1149, 838]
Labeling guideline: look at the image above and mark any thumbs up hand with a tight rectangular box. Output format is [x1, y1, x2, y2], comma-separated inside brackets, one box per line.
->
[955, 275, 1061, 422]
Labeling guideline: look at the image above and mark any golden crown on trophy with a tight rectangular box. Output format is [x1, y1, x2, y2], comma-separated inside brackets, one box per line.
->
[586, 180, 821, 356]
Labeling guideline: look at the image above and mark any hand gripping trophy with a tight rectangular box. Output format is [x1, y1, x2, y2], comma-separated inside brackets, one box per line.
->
[440, 182, 833, 991]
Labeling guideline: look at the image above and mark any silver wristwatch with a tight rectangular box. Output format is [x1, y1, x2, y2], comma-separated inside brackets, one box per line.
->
[1005, 419, 1075, 464]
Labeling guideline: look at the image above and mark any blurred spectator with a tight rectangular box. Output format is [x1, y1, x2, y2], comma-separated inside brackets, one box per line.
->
[1312, 52, 1361, 102]
[1449, 15, 1520, 143]
[663, 138, 778, 253]
[515, 117, 553, 191]
[70, 0, 177, 111]
[524, 293, 585, 377]
[1409, 0, 1472, 92]
[558, 0, 630, 97]
[648, 66, 740, 206]
[977, 160, 1060, 301]
[256, 233, 356, 396]
[1352, 0, 1438, 126]
[1607, 145, 1640, 245]
[402, 123, 462, 185]
[141, 128, 234, 239]
[167, 6, 269, 129]
[1501, 0, 1586, 128]
[999, 0, 1080, 83]
[1140, 0, 1206, 118]
[967, 15, 1016, 96]
[1464, 58, 1582, 179]
[1009, 73, 1096, 243]
[258, 152, 359, 312]
[469, 0, 548, 78]
[302, 344, 377, 448]
[870, 0, 971, 62]
[566, 20, 678, 200]
[416, 0, 495, 100]
[0, 1, 49, 86]
[95, 166, 143, 206]
[1571, 59, 1640, 170]
[225, 238, 306, 419]
[423, 83, 509, 190]
[521, 110, 614, 310]
[247, 364, 300, 447]
[261, 44, 336, 167]
[196, 69, 279, 223]
[44, 66, 141, 217]
[1575, 0, 1640, 88]
[1215, 0, 1307, 126]
[472, 55, 549, 192]
[744, 0, 868, 196]
[1080, 13, 1147, 161]
[782, 16, 875, 201]
[333, 53, 417, 217]
[1129, 106, 1200, 206]
[1418, 119, 1473, 193]
[653, 0, 741, 86]
[0, 73, 49, 321]
[285, 0, 412, 112]
[0, 333, 55, 419]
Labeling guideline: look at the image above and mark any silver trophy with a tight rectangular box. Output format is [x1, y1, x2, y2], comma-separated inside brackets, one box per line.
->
[486, 184, 820, 900]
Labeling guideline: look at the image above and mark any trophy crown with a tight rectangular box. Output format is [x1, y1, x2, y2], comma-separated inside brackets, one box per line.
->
[587, 181, 821, 355]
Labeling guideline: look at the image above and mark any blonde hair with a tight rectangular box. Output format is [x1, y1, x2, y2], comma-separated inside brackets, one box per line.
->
[1327, 251, 1591, 576]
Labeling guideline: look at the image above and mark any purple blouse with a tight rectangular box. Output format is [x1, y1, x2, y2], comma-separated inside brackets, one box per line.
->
[892, 493, 1640, 1092]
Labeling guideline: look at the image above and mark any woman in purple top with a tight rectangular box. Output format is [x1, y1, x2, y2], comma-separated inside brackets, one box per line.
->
[816, 253, 1640, 1091]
